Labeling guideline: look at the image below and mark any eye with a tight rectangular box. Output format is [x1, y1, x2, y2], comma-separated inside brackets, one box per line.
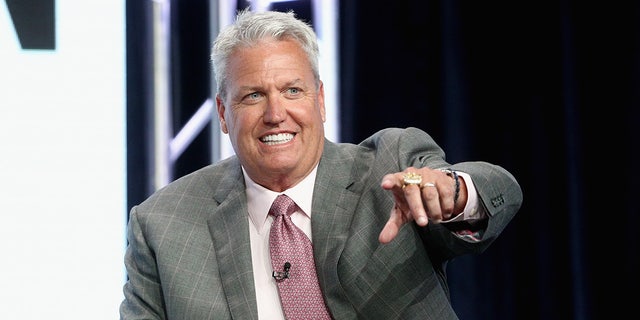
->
[283, 87, 302, 98]
[241, 92, 263, 104]
[248, 92, 262, 100]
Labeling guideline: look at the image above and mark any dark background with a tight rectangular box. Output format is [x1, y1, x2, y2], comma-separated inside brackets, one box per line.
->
[127, 1, 640, 319]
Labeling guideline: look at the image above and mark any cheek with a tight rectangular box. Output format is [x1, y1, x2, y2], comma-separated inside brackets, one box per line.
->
[228, 109, 259, 133]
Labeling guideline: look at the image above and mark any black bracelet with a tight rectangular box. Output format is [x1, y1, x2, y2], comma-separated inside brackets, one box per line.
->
[440, 168, 460, 204]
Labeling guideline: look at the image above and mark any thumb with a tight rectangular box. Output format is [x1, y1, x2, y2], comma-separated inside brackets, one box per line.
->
[378, 206, 405, 244]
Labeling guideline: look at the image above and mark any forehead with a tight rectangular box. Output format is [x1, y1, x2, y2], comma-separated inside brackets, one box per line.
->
[226, 39, 314, 85]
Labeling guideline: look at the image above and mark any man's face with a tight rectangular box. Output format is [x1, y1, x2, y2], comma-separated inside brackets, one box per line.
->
[216, 39, 326, 191]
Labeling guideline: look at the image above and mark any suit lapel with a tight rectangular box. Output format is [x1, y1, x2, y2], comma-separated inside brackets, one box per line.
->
[206, 160, 258, 319]
[311, 140, 362, 315]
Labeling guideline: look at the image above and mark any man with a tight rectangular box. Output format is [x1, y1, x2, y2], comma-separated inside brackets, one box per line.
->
[120, 9, 522, 320]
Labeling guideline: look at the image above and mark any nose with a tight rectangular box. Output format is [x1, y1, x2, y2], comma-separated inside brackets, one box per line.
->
[263, 96, 287, 124]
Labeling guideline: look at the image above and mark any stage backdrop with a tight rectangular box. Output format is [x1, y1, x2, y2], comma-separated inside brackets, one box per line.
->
[0, 1, 126, 319]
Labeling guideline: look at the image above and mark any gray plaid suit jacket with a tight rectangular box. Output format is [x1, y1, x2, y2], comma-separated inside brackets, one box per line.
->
[120, 127, 522, 320]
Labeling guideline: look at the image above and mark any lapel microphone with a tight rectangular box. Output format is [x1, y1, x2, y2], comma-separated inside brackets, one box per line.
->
[272, 262, 291, 281]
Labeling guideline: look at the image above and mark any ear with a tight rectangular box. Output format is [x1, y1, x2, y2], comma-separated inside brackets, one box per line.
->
[216, 95, 229, 133]
[317, 81, 326, 122]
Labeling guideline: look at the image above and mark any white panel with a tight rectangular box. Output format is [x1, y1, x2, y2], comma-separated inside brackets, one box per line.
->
[0, 1, 127, 319]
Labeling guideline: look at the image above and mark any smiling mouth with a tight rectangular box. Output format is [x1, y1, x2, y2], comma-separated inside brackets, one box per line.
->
[260, 133, 295, 145]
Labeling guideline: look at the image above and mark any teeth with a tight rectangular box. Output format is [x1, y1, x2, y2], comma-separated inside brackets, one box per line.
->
[261, 133, 294, 145]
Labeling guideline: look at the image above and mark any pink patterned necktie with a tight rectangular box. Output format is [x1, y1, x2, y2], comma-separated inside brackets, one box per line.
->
[268, 194, 332, 320]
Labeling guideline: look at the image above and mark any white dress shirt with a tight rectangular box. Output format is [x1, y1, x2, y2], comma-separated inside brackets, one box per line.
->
[244, 166, 318, 320]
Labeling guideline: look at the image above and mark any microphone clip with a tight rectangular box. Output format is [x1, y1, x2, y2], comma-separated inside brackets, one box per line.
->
[272, 262, 291, 281]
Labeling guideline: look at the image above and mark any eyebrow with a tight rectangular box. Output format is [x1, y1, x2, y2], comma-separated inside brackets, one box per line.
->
[237, 78, 305, 93]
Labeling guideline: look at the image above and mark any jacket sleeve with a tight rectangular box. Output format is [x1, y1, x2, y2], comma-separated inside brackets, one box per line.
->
[119, 206, 166, 320]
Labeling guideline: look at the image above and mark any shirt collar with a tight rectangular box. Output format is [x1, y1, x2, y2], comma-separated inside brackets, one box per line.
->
[244, 165, 318, 232]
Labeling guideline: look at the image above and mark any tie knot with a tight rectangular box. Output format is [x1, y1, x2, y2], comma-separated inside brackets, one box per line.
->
[269, 194, 297, 217]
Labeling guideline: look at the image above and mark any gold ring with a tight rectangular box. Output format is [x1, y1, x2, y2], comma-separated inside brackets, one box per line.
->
[402, 172, 422, 187]
[422, 182, 436, 187]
